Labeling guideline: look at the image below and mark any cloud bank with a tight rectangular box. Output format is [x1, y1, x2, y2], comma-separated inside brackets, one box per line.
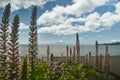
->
[0, 0, 55, 11]
[1, 0, 120, 35]
[37, 0, 120, 35]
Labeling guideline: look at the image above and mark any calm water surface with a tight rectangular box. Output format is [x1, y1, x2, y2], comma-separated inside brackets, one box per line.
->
[19, 44, 120, 56]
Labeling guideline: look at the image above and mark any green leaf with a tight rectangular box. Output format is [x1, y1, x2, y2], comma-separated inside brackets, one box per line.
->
[77, 64, 83, 71]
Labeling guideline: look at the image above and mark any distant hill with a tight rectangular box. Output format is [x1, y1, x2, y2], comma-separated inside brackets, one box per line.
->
[99, 42, 120, 45]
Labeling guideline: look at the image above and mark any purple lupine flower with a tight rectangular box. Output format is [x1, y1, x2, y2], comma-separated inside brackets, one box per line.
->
[66, 45, 69, 63]
[73, 47, 75, 62]
[99, 54, 103, 70]
[7, 15, 20, 80]
[70, 48, 72, 62]
[47, 45, 50, 62]
[88, 51, 91, 67]
[104, 45, 110, 80]
[49, 52, 54, 69]
[21, 56, 27, 80]
[94, 41, 99, 70]
[76, 33, 80, 64]
[28, 6, 38, 79]
[0, 3, 11, 80]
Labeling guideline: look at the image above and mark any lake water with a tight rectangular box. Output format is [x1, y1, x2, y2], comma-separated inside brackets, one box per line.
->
[19, 44, 120, 56]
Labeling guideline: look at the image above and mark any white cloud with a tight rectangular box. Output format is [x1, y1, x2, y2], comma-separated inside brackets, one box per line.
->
[85, 21, 100, 30]
[65, 0, 109, 17]
[115, 2, 120, 14]
[37, 0, 120, 35]
[52, 40, 64, 43]
[100, 12, 120, 27]
[110, 39, 120, 42]
[37, 9, 66, 26]
[83, 12, 100, 22]
[0, 0, 55, 11]
[38, 23, 89, 35]
[19, 23, 29, 30]
[37, 0, 108, 25]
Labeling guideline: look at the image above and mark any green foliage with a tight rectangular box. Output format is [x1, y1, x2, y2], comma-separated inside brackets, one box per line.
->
[27, 62, 98, 80]
[28, 62, 54, 80]
[59, 63, 75, 80]
[77, 64, 83, 71]
[59, 63, 98, 80]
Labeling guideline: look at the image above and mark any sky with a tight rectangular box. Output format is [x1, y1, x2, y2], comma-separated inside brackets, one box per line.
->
[0, 0, 120, 45]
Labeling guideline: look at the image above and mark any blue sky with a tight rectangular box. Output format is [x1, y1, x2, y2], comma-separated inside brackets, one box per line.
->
[0, 0, 120, 45]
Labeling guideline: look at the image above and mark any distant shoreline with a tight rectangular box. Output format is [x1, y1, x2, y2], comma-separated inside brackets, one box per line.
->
[99, 42, 120, 45]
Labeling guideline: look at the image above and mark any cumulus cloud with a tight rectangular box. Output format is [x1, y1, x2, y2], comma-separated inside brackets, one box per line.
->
[115, 2, 120, 14]
[0, 0, 55, 11]
[37, 0, 108, 25]
[100, 12, 120, 27]
[37, 1, 120, 35]
[38, 23, 89, 35]
[19, 23, 29, 30]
